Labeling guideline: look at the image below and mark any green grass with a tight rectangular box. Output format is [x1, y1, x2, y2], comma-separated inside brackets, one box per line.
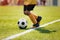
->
[14, 22, 60, 40]
[0, 6, 60, 40]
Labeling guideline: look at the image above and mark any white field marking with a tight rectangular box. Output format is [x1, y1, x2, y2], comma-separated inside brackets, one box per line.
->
[2, 19, 60, 40]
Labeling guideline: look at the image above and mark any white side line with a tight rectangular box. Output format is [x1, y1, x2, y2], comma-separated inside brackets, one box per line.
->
[3, 19, 60, 40]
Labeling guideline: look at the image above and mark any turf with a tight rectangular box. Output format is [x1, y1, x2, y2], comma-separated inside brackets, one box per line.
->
[0, 6, 60, 40]
[14, 22, 60, 40]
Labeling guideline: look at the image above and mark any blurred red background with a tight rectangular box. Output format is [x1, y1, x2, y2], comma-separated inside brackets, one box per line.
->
[0, 0, 23, 5]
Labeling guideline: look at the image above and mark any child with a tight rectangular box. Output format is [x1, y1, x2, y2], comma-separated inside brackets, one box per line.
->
[24, 0, 42, 28]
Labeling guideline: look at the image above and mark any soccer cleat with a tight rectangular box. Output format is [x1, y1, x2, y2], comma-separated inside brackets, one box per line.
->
[30, 23, 39, 29]
[33, 23, 39, 27]
[30, 16, 42, 29]
[37, 16, 42, 23]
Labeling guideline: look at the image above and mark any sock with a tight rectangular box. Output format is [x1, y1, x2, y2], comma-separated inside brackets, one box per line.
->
[28, 13, 37, 24]
[32, 13, 42, 24]
[31, 13, 38, 19]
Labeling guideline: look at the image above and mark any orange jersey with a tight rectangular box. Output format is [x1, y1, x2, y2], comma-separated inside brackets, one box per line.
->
[24, 0, 37, 5]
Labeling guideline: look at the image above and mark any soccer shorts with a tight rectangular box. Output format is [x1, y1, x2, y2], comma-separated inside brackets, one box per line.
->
[24, 5, 35, 11]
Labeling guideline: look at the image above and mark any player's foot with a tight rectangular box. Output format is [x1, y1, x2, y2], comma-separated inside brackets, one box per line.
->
[30, 23, 39, 29]
[33, 23, 39, 27]
[37, 16, 42, 23]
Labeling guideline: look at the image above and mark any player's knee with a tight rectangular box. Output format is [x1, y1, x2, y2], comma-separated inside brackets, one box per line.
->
[24, 11, 30, 15]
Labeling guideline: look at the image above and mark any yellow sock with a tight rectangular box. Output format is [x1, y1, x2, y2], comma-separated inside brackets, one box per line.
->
[28, 13, 37, 24]
[32, 13, 40, 24]
[31, 13, 38, 19]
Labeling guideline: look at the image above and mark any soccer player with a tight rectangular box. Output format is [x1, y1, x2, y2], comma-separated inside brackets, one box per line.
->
[24, 0, 42, 28]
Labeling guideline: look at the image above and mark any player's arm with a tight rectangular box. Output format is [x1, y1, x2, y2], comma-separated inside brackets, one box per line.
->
[24, 0, 32, 5]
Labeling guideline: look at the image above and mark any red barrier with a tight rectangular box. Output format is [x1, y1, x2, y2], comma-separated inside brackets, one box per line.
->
[17, 0, 23, 5]
[0, 0, 24, 5]
[0, 0, 8, 5]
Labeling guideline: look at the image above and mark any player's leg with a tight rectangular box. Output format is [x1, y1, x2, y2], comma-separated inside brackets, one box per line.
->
[24, 10, 37, 24]
[31, 13, 42, 24]
[31, 13, 38, 19]
[24, 5, 37, 24]
[24, 11, 40, 28]
[24, 5, 40, 28]
[29, 5, 42, 24]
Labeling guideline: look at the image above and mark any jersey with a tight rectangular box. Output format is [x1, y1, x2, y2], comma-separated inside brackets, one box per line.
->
[24, 0, 37, 5]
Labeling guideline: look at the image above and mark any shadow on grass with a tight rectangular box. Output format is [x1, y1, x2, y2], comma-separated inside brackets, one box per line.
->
[36, 27, 56, 33]
[19, 28, 30, 30]
[19, 27, 56, 34]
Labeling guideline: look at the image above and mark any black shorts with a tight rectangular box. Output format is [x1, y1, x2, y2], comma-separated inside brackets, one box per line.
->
[24, 5, 35, 11]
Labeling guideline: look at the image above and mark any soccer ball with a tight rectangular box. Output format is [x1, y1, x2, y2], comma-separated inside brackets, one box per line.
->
[18, 18, 27, 29]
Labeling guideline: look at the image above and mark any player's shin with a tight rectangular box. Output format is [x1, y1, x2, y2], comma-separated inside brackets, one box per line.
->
[28, 13, 37, 24]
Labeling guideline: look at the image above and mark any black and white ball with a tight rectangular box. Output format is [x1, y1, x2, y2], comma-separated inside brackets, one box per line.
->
[18, 18, 27, 29]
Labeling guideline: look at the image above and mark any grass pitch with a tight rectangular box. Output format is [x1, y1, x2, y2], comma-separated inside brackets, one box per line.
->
[0, 6, 60, 40]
